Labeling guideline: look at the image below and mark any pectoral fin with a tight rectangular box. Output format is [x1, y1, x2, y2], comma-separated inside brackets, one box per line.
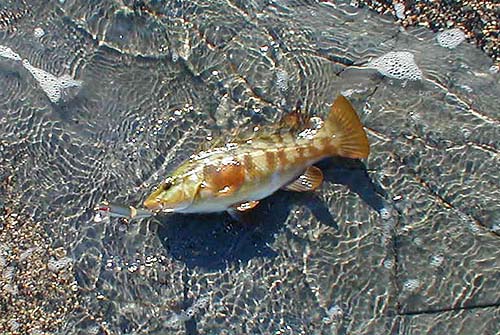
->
[283, 166, 323, 192]
[233, 200, 260, 212]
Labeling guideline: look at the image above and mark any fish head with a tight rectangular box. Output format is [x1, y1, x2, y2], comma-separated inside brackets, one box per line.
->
[143, 174, 202, 212]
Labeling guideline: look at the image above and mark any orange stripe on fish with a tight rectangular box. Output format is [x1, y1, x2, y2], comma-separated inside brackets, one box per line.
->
[202, 160, 245, 197]
[276, 148, 289, 168]
[265, 151, 277, 171]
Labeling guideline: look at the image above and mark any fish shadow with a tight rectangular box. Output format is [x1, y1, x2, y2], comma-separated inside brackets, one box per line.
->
[317, 157, 388, 213]
[156, 191, 326, 271]
[157, 158, 386, 271]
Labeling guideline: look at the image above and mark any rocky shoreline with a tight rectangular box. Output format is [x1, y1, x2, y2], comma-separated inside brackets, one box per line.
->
[0, 164, 80, 335]
[357, 0, 499, 68]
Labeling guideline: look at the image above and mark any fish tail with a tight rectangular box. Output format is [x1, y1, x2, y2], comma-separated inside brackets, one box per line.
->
[315, 95, 370, 159]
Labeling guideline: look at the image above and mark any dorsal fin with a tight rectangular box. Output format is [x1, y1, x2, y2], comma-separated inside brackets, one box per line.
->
[278, 99, 312, 134]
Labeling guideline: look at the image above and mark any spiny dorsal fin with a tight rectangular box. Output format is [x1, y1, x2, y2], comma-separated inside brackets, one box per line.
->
[283, 166, 324, 192]
[279, 107, 310, 133]
[317, 95, 370, 159]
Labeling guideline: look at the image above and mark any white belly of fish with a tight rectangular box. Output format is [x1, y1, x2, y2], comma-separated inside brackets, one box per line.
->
[177, 168, 304, 213]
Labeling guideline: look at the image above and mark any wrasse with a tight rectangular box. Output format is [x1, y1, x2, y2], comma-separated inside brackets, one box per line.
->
[141, 95, 370, 216]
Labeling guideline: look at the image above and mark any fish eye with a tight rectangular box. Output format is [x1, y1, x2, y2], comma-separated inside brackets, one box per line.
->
[162, 178, 173, 190]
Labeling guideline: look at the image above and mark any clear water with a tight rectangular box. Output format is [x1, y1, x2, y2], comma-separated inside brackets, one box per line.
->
[0, 1, 498, 334]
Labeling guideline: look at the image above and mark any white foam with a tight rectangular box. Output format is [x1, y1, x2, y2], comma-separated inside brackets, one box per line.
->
[383, 259, 394, 269]
[34, 27, 45, 38]
[22, 59, 81, 103]
[379, 207, 392, 220]
[403, 278, 421, 292]
[393, 2, 405, 19]
[322, 304, 344, 324]
[48, 256, 73, 272]
[492, 223, 500, 234]
[0, 45, 21, 61]
[19, 247, 38, 261]
[276, 69, 288, 92]
[437, 28, 466, 49]
[171, 50, 179, 63]
[8, 319, 20, 331]
[430, 254, 444, 267]
[367, 51, 423, 81]
[2, 265, 15, 281]
[87, 325, 100, 335]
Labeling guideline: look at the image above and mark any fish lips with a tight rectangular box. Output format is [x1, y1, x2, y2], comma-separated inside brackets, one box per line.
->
[143, 197, 190, 213]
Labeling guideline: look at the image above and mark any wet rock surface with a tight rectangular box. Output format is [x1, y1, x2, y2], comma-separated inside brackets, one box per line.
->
[0, 0, 498, 334]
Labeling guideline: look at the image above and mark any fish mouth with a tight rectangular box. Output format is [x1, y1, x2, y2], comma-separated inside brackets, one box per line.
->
[143, 198, 177, 213]
[143, 197, 163, 211]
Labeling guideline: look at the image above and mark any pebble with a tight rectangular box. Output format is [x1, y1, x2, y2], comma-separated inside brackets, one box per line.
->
[0, 174, 79, 334]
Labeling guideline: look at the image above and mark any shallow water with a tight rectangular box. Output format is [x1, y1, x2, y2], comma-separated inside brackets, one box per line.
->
[0, 0, 499, 334]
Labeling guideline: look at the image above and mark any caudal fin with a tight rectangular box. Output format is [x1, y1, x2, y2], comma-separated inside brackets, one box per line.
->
[316, 95, 370, 159]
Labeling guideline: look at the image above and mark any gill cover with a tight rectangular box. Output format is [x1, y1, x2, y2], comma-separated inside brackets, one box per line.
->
[143, 176, 202, 212]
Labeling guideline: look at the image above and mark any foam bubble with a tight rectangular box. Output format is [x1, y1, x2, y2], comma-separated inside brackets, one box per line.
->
[87, 325, 100, 335]
[403, 278, 421, 292]
[177, 295, 209, 321]
[2, 265, 15, 281]
[93, 211, 110, 223]
[0, 45, 21, 61]
[383, 258, 394, 269]
[393, 2, 405, 19]
[309, 117, 324, 130]
[171, 50, 179, 63]
[8, 319, 20, 331]
[276, 69, 289, 92]
[19, 247, 38, 261]
[177, 36, 191, 61]
[492, 224, 500, 234]
[4, 283, 18, 295]
[430, 254, 444, 267]
[48, 256, 73, 272]
[379, 207, 392, 220]
[22, 59, 81, 103]
[322, 304, 344, 324]
[194, 296, 208, 309]
[437, 28, 466, 49]
[34, 27, 45, 38]
[367, 51, 423, 81]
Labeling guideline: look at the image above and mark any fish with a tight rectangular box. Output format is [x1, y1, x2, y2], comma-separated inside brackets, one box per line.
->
[141, 95, 370, 216]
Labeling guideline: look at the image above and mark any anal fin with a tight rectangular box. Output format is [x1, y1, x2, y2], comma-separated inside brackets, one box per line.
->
[283, 166, 323, 192]
[233, 200, 260, 212]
